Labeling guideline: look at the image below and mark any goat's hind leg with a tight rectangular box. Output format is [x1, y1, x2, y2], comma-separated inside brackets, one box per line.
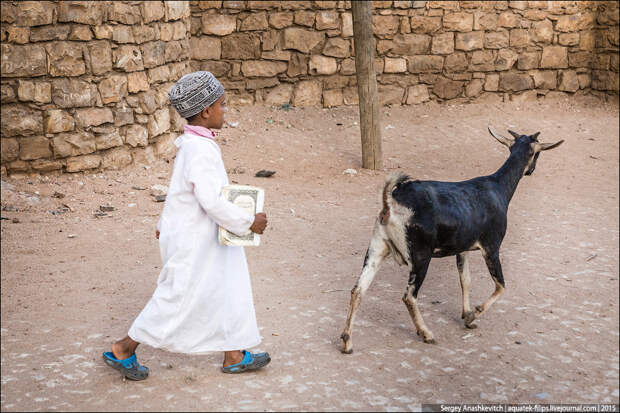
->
[340, 225, 390, 354]
[402, 254, 436, 344]
[475, 248, 505, 319]
[457, 252, 476, 328]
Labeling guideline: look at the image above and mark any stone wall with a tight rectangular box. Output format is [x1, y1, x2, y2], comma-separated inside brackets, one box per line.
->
[1, 1, 192, 176]
[190, 0, 618, 108]
[1, 1, 618, 175]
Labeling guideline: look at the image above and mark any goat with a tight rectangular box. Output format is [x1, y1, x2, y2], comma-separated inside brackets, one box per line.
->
[340, 127, 563, 353]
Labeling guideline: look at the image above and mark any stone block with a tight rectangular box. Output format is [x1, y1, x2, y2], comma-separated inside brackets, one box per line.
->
[164, 1, 190, 21]
[531, 70, 557, 89]
[485, 31, 509, 49]
[98, 75, 128, 104]
[379, 85, 404, 106]
[246, 77, 280, 90]
[433, 77, 464, 99]
[113, 45, 144, 72]
[45, 110, 75, 133]
[558, 70, 579, 92]
[69, 26, 93, 41]
[17, 1, 55, 26]
[340, 58, 356, 75]
[372, 15, 400, 37]
[114, 109, 135, 128]
[556, 13, 595, 33]
[323, 38, 350, 57]
[323, 88, 343, 108]
[343, 87, 359, 106]
[221, 33, 260, 59]
[148, 108, 171, 138]
[1, 85, 16, 103]
[510, 29, 529, 48]
[261, 30, 278, 51]
[495, 48, 518, 71]
[443, 13, 474, 32]
[269, 12, 294, 29]
[432, 32, 454, 55]
[484, 73, 499, 91]
[559, 33, 579, 47]
[1, 138, 19, 163]
[17, 80, 51, 104]
[164, 40, 189, 63]
[45, 42, 86, 77]
[409, 16, 442, 33]
[75, 108, 113, 128]
[294, 10, 315, 27]
[517, 51, 539, 70]
[499, 72, 533, 91]
[7, 160, 28, 173]
[102, 147, 133, 170]
[408, 55, 444, 73]
[51, 131, 95, 158]
[470, 50, 495, 71]
[283, 28, 324, 53]
[510, 90, 537, 103]
[58, 1, 104, 25]
[316, 11, 340, 30]
[31, 159, 63, 172]
[323, 75, 350, 90]
[93, 25, 113, 40]
[127, 72, 150, 93]
[124, 124, 149, 147]
[455, 31, 484, 51]
[293, 80, 322, 106]
[261, 50, 292, 61]
[131, 146, 156, 166]
[19, 136, 51, 160]
[592, 54, 610, 71]
[577, 73, 591, 89]
[30, 25, 71, 42]
[52, 79, 97, 108]
[530, 19, 553, 44]
[87, 41, 112, 75]
[265, 84, 294, 105]
[385, 33, 431, 55]
[140, 41, 165, 69]
[579, 31, 595, 51]
[6, 26, 30, 44]
[474, 12, 498, 31]
[160, 21, 187, 42]
[154, 133, 177, 159]
[541, 46, 568, 69]
[241, 12, 269, 31]
[1, 105, 43, 137]
[112, 25, 135, 44]
[465, 78, 484, 97]
[497, 12, 519, 28]
[242, 61, 288, 77]
[148, 65, 171, 84]
[342, 12, 353, 37]
[286, 52, 308, 77]
[108, 2, 141, 25]
[309, 55, 338, 75]
[445, 52, 468, 72]
[1, 44, 47, 77]
[141, 1, 166, 23]
[569, 51, 593, 68]
[384, 57, 407, 73]
[65, 154, 101, 172]
[202, 14, 236, 36]
[406, 84, 430, 104]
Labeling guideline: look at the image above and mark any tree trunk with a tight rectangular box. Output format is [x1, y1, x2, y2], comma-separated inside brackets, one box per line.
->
[352, 0, 382, 170]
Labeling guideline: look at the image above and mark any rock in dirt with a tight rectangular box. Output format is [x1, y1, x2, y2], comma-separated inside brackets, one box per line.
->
[154, 195, 166, 202]
[151, 184, 168, 197]
[52, 191, 66, 199]
[343, 168, 358, 176]
[255, 170, 276, 178]
[12, 218, 20, 223]
[99, 205, 115, 212]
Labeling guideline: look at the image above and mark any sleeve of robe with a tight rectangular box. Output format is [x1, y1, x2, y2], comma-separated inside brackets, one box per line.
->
[185, 152, 255, 236]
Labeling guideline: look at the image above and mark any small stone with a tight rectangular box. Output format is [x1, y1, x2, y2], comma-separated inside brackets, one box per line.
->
[154, 195, 166, 202]
[255, 170, 276, 178]
[343, 168, 358, 176]
[99, 205, 115, 212]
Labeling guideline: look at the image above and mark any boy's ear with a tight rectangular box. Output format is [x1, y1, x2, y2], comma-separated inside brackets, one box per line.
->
[200, 106, 210, 119]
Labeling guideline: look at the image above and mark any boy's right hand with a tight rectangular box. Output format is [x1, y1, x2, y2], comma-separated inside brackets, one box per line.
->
[250, 212, 267, 234]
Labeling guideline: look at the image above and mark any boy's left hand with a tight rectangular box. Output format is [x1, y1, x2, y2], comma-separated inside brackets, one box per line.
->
[155, 230, 160, 239]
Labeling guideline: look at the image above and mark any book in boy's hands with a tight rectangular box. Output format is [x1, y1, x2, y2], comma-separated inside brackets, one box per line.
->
[218, 184, 264, 246]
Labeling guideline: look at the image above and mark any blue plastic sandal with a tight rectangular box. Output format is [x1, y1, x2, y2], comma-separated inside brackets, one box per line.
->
[102, 352, 149, 381]
[221, 350, 271, 374]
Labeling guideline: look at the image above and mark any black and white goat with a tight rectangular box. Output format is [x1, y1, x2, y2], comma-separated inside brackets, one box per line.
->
[340, 127, 563, 353]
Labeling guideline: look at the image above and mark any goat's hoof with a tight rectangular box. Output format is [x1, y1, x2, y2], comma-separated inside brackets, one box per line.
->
[475, 305, 484, 315]
[341, 347, 353, 354]
[340, 333, 353, 354]
[465, 323, 478, 329]
[423, 337, 437, 345]
[463, 311, 476, 327]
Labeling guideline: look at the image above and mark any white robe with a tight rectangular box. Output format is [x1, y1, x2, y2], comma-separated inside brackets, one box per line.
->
[128, 133, 261, 354]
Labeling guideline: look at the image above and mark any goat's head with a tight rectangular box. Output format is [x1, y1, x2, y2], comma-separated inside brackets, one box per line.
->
[488, 127, 564, 176]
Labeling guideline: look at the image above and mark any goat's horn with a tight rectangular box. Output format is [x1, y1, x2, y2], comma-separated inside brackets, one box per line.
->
[507, 130, 521, 139]
[488, 126, 514, 148]
[539, 140, 564, 151]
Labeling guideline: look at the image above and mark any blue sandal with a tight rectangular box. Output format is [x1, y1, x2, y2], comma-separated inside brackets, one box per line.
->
[222, 350, 271, 374]
[102, 352, 149, 381]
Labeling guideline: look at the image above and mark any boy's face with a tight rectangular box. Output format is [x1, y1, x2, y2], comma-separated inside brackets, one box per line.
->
[205, 94, 227, 129]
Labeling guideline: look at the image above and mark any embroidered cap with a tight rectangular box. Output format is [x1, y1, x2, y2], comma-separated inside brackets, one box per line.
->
[168, 71, 225, 119]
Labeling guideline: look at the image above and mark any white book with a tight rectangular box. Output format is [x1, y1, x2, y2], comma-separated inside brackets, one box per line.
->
[218, 184, 264, 246]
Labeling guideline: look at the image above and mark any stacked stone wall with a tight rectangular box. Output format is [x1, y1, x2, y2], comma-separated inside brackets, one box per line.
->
[1, 1, 192, 176]
[1, 0, 618, 175]
[190, 0, 618, 108]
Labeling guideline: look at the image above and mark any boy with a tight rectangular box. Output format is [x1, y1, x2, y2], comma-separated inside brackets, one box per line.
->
[103, 71, 270, 380]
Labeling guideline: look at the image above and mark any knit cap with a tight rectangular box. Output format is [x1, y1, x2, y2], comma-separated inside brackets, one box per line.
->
[168, 71, 225, 119]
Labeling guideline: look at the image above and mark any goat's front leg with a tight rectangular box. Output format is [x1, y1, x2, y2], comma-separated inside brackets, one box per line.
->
[340, 226, 390, 354]
[402, 255, 435, 344]
[457, 252, 476, 328]
[475, 248, 506, 318]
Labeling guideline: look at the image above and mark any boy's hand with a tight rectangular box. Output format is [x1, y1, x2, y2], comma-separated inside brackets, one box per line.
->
[156, 230, 160, 239]
[250, 213, 267, 234]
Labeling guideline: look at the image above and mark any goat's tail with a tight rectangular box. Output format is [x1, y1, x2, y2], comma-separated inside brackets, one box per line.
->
[380, 172, 409, 225]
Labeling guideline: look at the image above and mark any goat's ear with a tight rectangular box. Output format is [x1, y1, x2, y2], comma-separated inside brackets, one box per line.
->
[488, 126, 514, 148]
[507, 130, 522, 139]
[531, 131, 541, 141]
[539, 140, 564, 151]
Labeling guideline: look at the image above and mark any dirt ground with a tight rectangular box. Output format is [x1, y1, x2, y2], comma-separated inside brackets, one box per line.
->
[1, 97, 619, 412]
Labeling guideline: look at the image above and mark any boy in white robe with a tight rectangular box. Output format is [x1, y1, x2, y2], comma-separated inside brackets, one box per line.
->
[103, 71, 270, 379]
